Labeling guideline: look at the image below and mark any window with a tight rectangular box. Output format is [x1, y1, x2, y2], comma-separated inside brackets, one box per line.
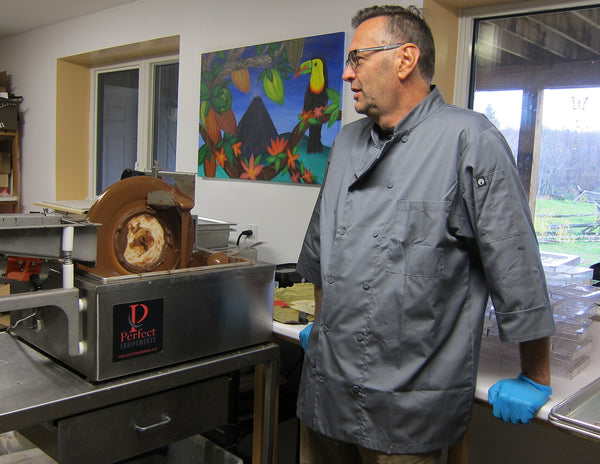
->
[95, 68, 139, 194]
[152, 62, 179, 176]
[462, 3, 600, 267]
[93, 57, 179, 195]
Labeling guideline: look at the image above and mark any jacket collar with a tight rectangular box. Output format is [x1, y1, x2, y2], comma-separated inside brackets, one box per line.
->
[351, 86, 445, 182]
[369, 86, 445, 146]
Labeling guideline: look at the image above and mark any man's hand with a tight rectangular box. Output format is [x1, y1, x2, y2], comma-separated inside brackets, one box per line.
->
[299, 323, 313, 351]
[488, 374, 552, 424]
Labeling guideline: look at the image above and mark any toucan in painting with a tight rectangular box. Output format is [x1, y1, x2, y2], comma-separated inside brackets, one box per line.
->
[295, 57, 328, 153]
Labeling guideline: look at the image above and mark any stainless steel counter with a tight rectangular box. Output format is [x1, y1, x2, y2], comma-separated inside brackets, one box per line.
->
[0, 332, 279, 463]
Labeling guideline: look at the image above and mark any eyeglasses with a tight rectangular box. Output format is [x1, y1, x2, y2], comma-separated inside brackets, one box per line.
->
[345, 43, 405, 69]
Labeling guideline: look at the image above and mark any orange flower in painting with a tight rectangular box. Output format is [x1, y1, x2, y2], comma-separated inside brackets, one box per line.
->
[299, 108, 313, 125]
[267, 136, 287, 156]
[290, 171, 301, 183]
[286, 148, 299, 169]
[302, 167, 314, 184]
[215, 147, 227, 168]
[232, 141, 242, 158]
[240, 154, 264, 180]
[312, 106, 326, 118]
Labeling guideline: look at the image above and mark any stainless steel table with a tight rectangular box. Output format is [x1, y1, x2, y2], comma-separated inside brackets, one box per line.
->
[0, 332, 279, 463]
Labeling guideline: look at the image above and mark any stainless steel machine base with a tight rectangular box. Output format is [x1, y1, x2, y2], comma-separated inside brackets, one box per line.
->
[11, 262, 274, 381]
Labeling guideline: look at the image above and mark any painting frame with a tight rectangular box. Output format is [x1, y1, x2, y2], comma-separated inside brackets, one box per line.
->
[198, 32, 345, 185]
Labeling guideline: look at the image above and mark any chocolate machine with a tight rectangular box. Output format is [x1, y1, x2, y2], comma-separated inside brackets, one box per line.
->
[0, 172, 274, 381]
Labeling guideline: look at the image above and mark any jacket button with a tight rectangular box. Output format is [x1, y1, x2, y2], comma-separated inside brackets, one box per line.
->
[328, 275, 336, 284]
[352, 385, 361, 394]
[362, 281, 371, 290]
[401, 135, 409, 143]
[356, 332, 365, 342]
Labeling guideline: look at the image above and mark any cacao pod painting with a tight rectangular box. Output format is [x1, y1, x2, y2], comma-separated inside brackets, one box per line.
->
[199, 32, 344, 184]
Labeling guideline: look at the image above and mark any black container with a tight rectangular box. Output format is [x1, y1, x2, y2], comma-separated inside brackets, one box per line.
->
[275, 263, 303, 288]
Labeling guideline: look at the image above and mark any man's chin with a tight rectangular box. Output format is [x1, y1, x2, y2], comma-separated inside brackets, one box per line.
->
[354, 103, 367, 115]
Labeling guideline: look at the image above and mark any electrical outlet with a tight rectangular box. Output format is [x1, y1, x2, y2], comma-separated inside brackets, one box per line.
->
[248, 224, 258, 241]
[235, 224, 258, 246]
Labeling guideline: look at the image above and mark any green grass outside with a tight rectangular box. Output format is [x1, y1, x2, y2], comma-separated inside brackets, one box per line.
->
[534, 199, 599, 267]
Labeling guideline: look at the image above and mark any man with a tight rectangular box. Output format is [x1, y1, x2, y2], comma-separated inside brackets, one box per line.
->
[296, 5, 555, 464]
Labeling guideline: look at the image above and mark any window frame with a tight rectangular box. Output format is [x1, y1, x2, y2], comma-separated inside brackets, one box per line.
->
[89, 54, 179, 197]
[455, 0, 599, 203]
[454, 0, 598, 108]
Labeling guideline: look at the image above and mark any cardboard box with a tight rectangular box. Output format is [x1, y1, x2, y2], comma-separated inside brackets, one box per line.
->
[0, 152, 10, 173]
[0, 173, 9, 188]
[0, 104, 18, 131]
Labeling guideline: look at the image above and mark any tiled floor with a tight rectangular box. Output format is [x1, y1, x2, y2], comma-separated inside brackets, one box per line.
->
[0, 432, 55, 464]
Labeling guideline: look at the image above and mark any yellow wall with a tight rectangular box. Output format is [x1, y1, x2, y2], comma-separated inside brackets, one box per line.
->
[424, 0, 528, 104]
[424, 0, 460, 104]
[56, 60, 90, 200]
[55, 36, 179, 200]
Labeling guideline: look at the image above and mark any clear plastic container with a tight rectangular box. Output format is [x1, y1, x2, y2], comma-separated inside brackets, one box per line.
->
[550, 337, 592, 362]
[550, 355, 591, 380]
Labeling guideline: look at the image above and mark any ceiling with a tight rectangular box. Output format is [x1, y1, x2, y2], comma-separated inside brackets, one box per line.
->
[0, 0, 138, 39]
[476, 6, 600, 68]
[473, 5, 600, 90]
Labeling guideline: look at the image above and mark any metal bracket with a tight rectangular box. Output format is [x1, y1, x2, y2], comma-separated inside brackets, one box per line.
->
[0, 288, 83, 356]
[147, 171, 195, 206]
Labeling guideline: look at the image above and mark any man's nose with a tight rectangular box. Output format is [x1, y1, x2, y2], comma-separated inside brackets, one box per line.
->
[342, 63, 355, 82]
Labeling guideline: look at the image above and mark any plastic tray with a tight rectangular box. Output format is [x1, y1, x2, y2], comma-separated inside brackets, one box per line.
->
[549, 376, 600, 440]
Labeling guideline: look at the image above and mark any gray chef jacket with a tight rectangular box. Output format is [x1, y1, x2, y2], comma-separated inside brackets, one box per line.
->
[296, 87, 555, 454]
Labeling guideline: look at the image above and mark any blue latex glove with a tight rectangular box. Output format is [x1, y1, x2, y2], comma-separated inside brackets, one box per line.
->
[299, 323, 313, 351]
[488, 374, 552, 424]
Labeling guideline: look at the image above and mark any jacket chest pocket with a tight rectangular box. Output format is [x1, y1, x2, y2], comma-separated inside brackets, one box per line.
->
[385, 200, 450, 277]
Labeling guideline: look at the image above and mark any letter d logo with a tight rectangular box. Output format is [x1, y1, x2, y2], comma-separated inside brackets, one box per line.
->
[129, 304, 149, 332]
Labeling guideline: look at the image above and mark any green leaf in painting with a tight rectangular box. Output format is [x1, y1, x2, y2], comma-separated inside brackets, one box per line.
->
[327, 109, 340, 128]
[198, 145, 207, 164]
[326, 88, 340, 105]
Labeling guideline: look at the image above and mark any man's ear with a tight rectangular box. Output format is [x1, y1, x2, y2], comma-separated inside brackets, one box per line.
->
[396, 44, 420, 80]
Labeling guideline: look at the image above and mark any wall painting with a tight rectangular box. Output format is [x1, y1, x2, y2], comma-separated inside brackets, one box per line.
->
[198, 32, 345, 185]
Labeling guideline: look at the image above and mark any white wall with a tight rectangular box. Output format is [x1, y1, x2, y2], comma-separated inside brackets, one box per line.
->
[0, 0, 419, 264]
